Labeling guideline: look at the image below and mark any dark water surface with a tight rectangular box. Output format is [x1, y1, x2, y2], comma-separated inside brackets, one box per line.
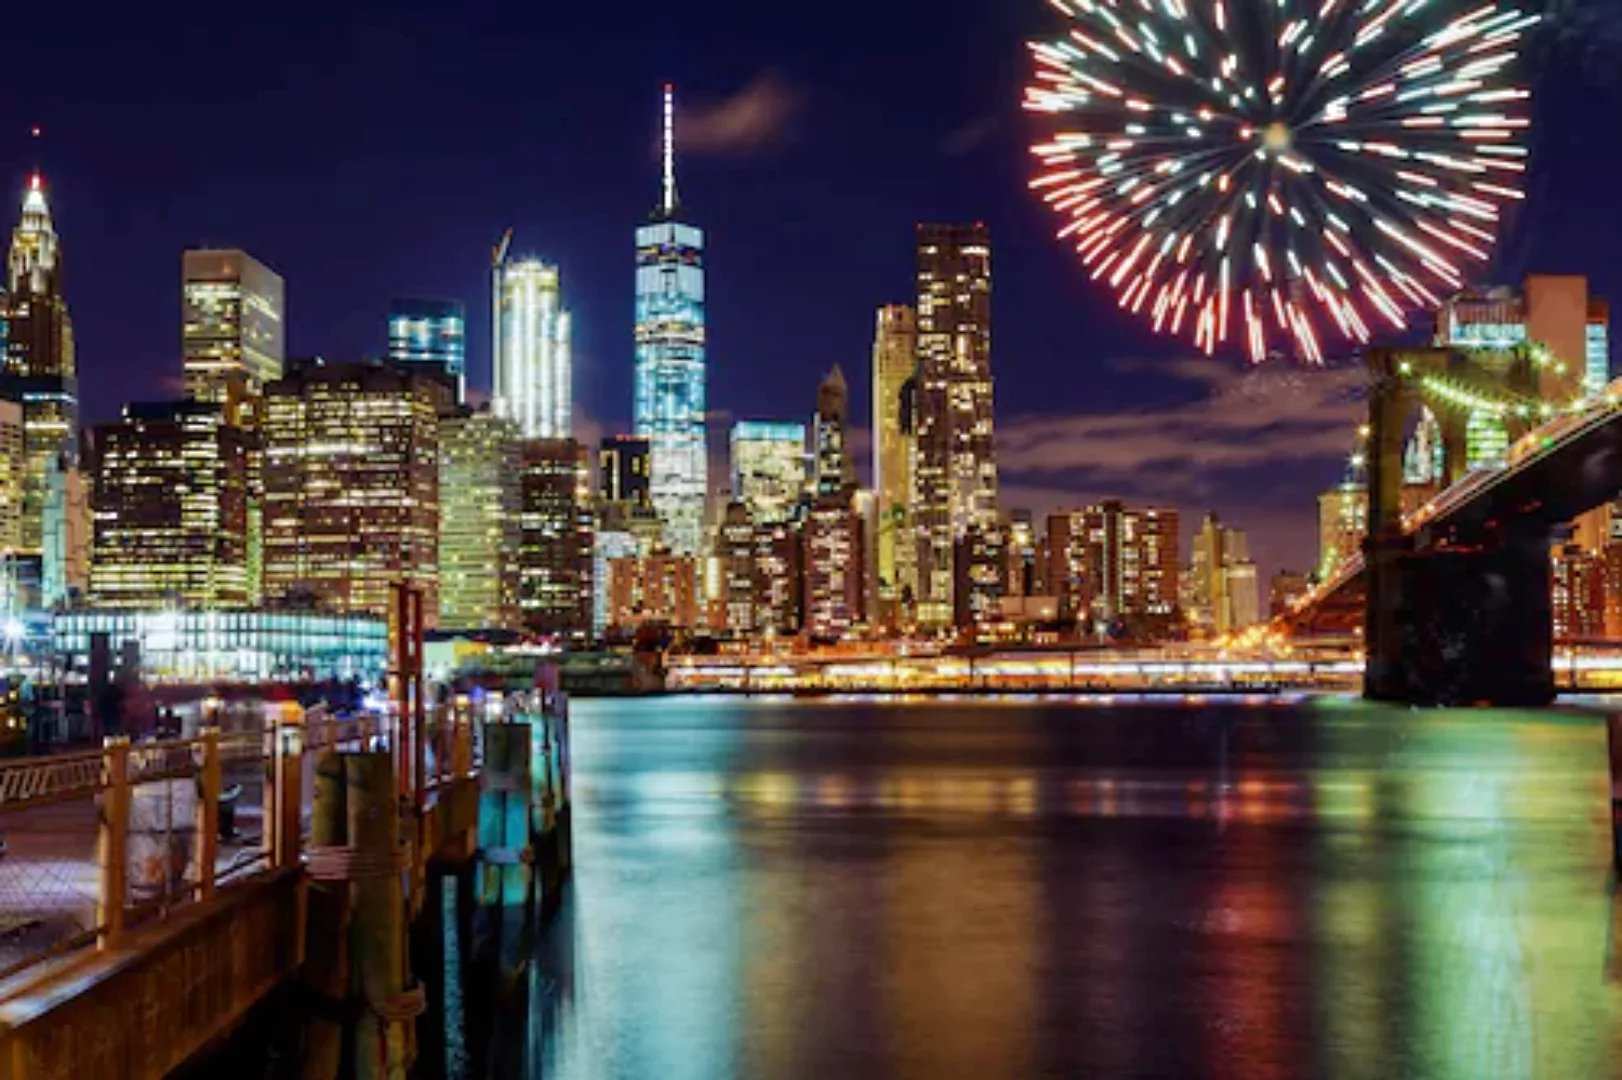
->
[481, 695, 1622, 1079]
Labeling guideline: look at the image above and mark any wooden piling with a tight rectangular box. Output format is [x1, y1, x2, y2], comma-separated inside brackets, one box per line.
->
[97, 736, 131, 948]
[300, 747, 349, 1080]
[193, 727, 220, 901]
[347, 751, 409, 1080]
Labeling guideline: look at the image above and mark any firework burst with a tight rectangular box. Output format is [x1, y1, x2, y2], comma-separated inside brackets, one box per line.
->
[1025, 0, 1540, 363]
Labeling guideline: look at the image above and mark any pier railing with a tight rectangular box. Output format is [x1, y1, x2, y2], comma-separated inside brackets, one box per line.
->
[0, 694, 555, 985]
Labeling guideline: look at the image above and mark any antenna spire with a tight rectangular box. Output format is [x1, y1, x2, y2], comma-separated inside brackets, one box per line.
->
[662, 83, 677, 216]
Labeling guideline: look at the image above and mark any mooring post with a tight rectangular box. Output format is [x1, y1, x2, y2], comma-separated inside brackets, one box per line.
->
[477, 720, 534, 967]
[301, 746, 350, 1080]
[194, 726, 221, 899]
[275, 720, 305, 870]
[347, 750, 413, 1080]
[97, 735, 131, 948]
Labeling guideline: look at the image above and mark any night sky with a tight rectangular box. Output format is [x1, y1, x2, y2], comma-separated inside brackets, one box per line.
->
[9, 0, 1622, 578]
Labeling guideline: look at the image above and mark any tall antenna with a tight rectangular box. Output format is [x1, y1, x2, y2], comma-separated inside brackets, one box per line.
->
[662, 83, 676, 216]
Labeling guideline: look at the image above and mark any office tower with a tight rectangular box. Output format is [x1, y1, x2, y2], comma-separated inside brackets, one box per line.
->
[598, 435, 653, 509]
[717, 501, 757, 635]
[605, 551, 701, 632]
[492, 245, 572, 439]
[952, 521, 1007, 630]
[389, 298, 467, 401]
[0, 401, 22, 553]
[1191, 512, 1256, 635]
[1, 173, 80, 563]
[43, 454, 89, 609]
[812, 365, 853, 497]
[804, 494, 864, 640]
[634, 86, 708, 555]
[592, 530, 638, 638]
[731, 421, 806, 526]
[5, 173, 72, 381]
[1317, 483, 1368, 580]
[262, 360, 443, 622]
[439, 408, 521, 630]
[872, 304, 917, 625]
[182, 249, 285, 414]
[518, 438, 593, 640]
[1436, 275, 1611, 465]
[755, 521, 803, 636]
[913, 223, 995, 628]
[1004, 509, 1037, 599]
[1054, 501, 1181, 625]
[88, 401, 249, 609]
[1269, 570, 1311, 618]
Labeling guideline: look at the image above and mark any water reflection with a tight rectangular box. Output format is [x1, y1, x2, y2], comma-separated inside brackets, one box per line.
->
[450, 697, 1622, 1079]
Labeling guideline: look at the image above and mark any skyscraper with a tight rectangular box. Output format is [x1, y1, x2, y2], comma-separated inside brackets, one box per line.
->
[730, 422, 806, 526]
[1, 173, 80, 564]
[913, 223, 995, 628]
[88, 401, 249, 609]
[5, 174, 72, 381]
[812, 365, 853, 497]
[439, 408, 522, 631]
[262, 360, 443, 622]
[182, 249, 285, 415]
[389, 298, 467, 400]
[518, 438, 593, 640]
[1190, 512, 1257, 635]
[634, 86, 708, 555]
[598, 435, 653, 509]
[871, 304, 917, 624]
[492, 243, 572, 440]
[804, 495, 864, 641]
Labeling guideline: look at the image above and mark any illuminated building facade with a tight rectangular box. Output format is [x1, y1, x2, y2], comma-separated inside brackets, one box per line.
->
[2, 174, 80, 564]
[518, 438, 592, 640]
[634, 86, 708, 556]
[1317, 482, 1368, 580]
[389, 298, 467, 401]
[1552, 543, 1605, 640]
[804, 494, 864, 640]
[1269, 570, 1311, 618]
[606, 551, 701, 632]
[439, 408, 521, 631]
[0, 400, 23, 554]
[872, 304, 917, 624]
[812, 365, 853, 498]
[52, 609, 387, 685]
[1190, 513, 1257, 635]
[1045, 501, 1179, 628]
[44, 457, 89, 609]
[88, 401, 248, 610]
[182, 249, 285, 413]
[598, 435, 652, 509]
[716, 501, 757, 635]
[262, 360, 443, 622]
[592, 530, 638, 638]
[493, 254, 571, 439]
[913, 223, 995, 628]
[730, 421, 806, 527]
[1004, 509, 1037, 600]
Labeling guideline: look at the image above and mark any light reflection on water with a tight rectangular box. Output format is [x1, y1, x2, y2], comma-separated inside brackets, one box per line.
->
[454, 697, 1622, 1079]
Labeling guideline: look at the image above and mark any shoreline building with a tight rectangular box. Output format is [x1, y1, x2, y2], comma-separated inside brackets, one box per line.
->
[492, 240, 571, 440]
[389, 298, 467, 402]
[912, 223, 996, 628]
[88, 401, 249, 610]
[871, 304, 916, 628]
[634, 85, 708, 555]
[261, 360, 444, 623]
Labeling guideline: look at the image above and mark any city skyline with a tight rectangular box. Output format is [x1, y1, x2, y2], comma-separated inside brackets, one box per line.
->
[4, 0, 1620, 579]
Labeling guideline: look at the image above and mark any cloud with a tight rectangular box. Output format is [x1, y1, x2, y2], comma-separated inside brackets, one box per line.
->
[998, 358, 1366, 485]
[679, 73, 801, 155]
[940, 116, 999, 157]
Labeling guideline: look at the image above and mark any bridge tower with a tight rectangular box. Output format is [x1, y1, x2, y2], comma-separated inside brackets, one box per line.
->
[1364, 346, 1555, 705]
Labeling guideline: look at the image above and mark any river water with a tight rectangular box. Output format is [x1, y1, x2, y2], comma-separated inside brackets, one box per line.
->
[462, 694, 1622, 1079]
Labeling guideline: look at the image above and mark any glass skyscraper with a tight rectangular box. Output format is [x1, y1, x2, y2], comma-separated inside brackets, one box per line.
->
[634, 85, 707, 555]
[492, 254, 571, 440]
[389, 298, 467, 400]
[730, 421, 806, 526]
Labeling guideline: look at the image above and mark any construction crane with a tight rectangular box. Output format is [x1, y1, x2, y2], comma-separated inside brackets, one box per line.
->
[492, 227, 513, 269]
